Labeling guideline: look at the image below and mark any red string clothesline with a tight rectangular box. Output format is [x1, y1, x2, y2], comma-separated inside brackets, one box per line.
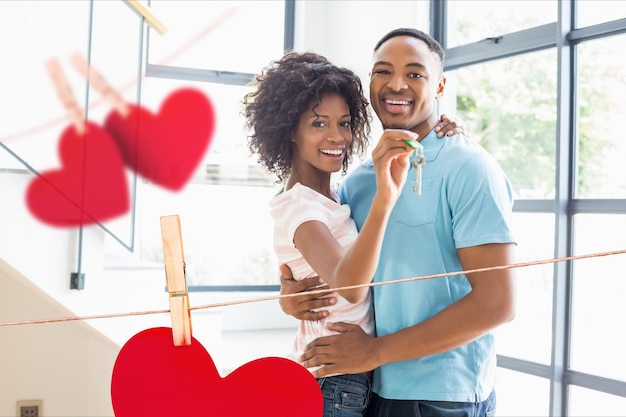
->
[1, 248, 625, 328]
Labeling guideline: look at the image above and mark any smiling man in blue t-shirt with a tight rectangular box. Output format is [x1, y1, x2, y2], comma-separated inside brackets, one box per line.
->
[281, 28, 516, 417]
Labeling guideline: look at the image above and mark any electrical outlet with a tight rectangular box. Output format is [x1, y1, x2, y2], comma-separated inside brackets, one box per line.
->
[16, 400, 42, 417]
[20, 406, 38, 417]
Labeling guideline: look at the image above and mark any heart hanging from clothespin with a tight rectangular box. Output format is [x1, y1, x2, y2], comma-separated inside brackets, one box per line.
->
[70, 55, 215, 192]
[110, 215, 323, 416]
[26, 121, 130, 227]
[25, 59, 129, 227]
[110, 328, 323, 417]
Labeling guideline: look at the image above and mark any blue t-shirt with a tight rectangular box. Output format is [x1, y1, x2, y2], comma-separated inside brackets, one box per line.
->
[339, 130, 516, 402]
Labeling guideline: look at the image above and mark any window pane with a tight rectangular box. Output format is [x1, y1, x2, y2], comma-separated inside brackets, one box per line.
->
[496, 368, 550, 416]
[576, 35, 626, 198]
[139, 183, 279, 286]
[569, 386, 626, 416]
[148, 0, 285, 74]
[576, 1, 626, 28]
[571, 214, 626, 380]
[495, 213, 554, 364]
[0, 0, 90, 170]
[446, 0, 557, 48]
[444, 49, 557, 199]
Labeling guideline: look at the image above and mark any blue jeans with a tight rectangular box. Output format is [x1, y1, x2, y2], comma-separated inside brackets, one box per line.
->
[318, 373, 371, 417]
[365, 390, 496, 417]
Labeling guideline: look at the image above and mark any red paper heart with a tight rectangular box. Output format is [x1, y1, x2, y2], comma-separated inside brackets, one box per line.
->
[111, 327, 323, 417]
[26, 121, 129, 227]
[104, 88, 215, 191]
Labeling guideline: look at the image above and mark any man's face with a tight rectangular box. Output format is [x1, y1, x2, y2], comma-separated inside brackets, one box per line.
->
[369, 36, 445, 134]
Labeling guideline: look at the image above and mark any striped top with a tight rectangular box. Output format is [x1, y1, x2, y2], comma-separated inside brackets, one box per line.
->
[269, 182, 375, 372]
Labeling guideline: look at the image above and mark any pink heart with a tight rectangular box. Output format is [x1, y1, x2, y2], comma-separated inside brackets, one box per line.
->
[104, 88, 215, 191]
[25, 121, 129, 227]
[111, 327, 323, 417]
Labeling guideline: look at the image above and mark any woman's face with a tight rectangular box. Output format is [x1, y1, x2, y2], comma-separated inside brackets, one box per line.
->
[290, 92, 352, 175]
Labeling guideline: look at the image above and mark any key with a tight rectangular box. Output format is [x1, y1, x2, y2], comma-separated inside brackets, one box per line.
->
[412, 145, 425, 196]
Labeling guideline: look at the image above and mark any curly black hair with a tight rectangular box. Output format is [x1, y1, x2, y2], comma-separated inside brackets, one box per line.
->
[242, 51, 371, 182]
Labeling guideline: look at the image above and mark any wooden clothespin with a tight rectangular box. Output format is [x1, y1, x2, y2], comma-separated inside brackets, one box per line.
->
[45, 58, 86, 135]
[69, 53, 130, 118]
[124, 0, 168, 35]
[160, 215, 192, 346]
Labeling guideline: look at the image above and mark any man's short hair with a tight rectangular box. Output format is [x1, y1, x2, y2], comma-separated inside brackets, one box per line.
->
[374, 28, 445, 70]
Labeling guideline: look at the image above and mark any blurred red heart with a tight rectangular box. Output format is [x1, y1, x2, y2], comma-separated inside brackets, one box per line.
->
[104, 88, 215, 191]
[25, 121, 129, 227]
[111, 327, 322, 417]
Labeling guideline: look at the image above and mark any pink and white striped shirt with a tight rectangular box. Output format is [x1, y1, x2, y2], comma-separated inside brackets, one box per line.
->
[269, 182, 375, 372]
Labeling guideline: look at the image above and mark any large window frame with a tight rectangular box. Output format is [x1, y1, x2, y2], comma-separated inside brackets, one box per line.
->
[432, 1, 626, 414]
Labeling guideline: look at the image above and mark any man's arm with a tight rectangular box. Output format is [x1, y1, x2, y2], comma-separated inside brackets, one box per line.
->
[300, 242, 516, 377]
[278, 264, 336, 321]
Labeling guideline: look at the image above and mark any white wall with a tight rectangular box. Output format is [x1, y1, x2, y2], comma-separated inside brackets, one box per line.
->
[0, 259, 118, 417]
[296, 0, 430, 76]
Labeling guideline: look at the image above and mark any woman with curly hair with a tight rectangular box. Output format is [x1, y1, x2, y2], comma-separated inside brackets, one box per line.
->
[242, 51, 419, 416]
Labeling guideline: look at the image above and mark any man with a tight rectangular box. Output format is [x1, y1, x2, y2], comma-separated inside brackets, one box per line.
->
[280, 28, 516, 416]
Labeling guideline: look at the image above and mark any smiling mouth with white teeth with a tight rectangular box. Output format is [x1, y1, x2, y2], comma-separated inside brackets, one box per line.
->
[384, 98, 412, 106]
[320, 149, 344, 156]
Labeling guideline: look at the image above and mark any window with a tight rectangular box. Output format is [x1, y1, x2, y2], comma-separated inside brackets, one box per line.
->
[130, 74, 281, 287]
[571, 214, 626, 381]
[147, 0, 286, 75]
[438, 1, 626, 414]
[102, 1, 292, 289]
[496, 368, 550, 416]
[446, 0, 557, 48]
[569, 386, 626, 416]
[576, 0, 626, 28]
[576, 34, 626, 198]
[0, 1, 91, 170]
[495, 213, 554, 365]
[444, 49, 558, 199]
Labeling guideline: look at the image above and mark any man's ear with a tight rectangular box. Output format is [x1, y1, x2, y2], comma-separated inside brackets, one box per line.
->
[436, 75, 447, 99]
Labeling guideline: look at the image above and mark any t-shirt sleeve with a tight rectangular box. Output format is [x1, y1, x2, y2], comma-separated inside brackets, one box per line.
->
[271, 186, 331, 245]
[449, 152, 516, 248]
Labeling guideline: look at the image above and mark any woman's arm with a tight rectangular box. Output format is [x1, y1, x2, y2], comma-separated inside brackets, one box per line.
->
[293, 129, 416, 303]
[435, 114, 466, 137]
